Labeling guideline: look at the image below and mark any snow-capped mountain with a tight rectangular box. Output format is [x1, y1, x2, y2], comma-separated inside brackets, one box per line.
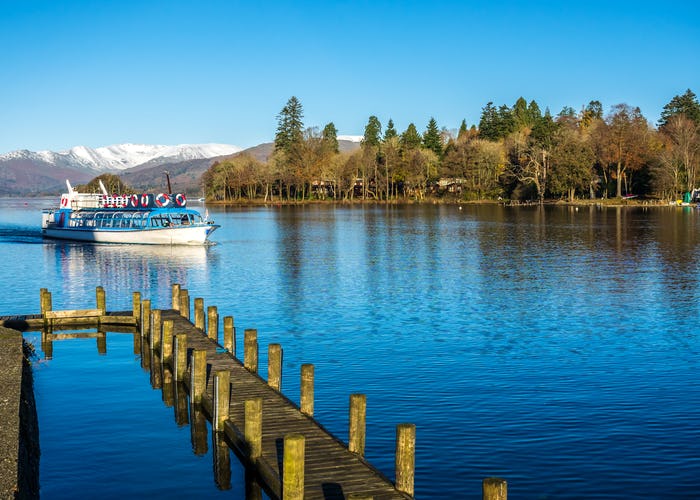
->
[1, 143, 242, 172]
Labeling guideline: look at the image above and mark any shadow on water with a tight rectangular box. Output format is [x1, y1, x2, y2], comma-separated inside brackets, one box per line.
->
[0, 226, 44, 244]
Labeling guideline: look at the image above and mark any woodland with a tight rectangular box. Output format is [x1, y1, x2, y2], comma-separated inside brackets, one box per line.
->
[199, 90, 700, 204]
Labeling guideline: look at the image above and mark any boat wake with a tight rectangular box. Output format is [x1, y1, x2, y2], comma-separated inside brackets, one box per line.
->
[0, 226, 44, 244]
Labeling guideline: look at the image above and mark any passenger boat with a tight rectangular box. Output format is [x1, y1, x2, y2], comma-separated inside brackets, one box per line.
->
[41, 181, 220, 245]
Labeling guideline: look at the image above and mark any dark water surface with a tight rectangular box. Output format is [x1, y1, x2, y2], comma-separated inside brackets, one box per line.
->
[1, 198, 699, 498]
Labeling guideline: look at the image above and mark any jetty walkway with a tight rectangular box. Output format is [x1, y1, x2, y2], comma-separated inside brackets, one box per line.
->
[1, 285, 509, 500]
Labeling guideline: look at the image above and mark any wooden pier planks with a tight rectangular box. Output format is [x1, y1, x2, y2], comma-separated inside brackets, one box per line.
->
[161, 310, 409, 500]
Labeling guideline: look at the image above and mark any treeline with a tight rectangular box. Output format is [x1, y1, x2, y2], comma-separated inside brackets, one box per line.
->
[202, 90, 700, 203]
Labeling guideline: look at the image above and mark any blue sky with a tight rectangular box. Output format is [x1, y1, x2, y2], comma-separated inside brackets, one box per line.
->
[1, 0, 698, 153]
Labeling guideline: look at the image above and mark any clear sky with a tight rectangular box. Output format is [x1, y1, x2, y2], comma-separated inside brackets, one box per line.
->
[1, 0, 698, 154]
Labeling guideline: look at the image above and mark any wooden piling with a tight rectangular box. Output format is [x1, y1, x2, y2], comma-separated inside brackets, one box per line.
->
[282, 433, 305, 500]
[395, 423, 416, 497]
[207, 306, 218, 342]
[194, 297, 205, 330]
[174, 333, 188, 381]
[213, 370, 231, 432]
[132, 291, 141, 324]
[161, 320, 174, 365]
[141, 299, 151, 337]
[244, 329, 258, 373]
[223, 316, 235, 355]
[349, 394, 366, 456]
[482, 478, 507, 500]
[172, 283, 181, 311]
[40, 289, 52, 315]
[300, 364, 314, 417]
[267, 344, 282, 391]
[96, 286, 106, 313]
[150, 309, 162, 351]
[179, 289, 190, 320]
[245, 398, 263, 459]
[191, 349, 207, 404]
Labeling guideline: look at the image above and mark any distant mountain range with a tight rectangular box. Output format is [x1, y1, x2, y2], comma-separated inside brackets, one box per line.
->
[0, 139, 362, 196]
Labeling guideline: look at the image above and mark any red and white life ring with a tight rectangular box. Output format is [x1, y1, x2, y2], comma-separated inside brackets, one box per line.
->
[129, 194, 139, 208]
[174, 193, 186, 206]
[140, 194, 150, 207]
[155, 193, 171, 207]
[60, 196, 69, 208]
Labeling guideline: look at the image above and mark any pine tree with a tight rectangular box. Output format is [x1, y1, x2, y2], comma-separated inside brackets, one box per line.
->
[274, 96, 304, 154]
[322, 122, 339, 154]
[422, 117, 443, 157]
[362, 116, 382, 148]
[384, 119, 398, 141]
[458, 119, 468, 140]
[659, 89, 700, 128]
[400, 123, 422, 149]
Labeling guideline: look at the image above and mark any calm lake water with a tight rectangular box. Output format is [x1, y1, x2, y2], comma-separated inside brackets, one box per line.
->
[1, 198, 699, 498]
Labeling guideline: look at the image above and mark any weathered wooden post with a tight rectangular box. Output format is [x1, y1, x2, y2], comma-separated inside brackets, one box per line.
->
[395, 423, 416, 496]
[244, 329, 258, 373]
[96, 286, 106, 314]
[174, 333, 188, 381]
[161, 320, 174, 365]
[223, 316, 235, 354]
[268, 344, 282, 391]
[179, 289, 190, 320]
[141, 299, 151, 337]
[150, 309, 162, 351]
[245, 398, 263, 459]
[207, 306, 218, 342]
[300, 364, 314, 417]
[349, 394, 366, 456]
[40, 289, 52, 315]
[132, 291, 141, 324]
[482, 478, 507, 500]
[194, 298, 205, 330]
[191, 349, 207, 404]
[172, 283, 181, 311]
[283, 433, 305, 500]
[213, 370, 230, 432]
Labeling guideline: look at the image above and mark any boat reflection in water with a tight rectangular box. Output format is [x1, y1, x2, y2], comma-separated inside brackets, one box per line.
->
[43, 241, 215, 308]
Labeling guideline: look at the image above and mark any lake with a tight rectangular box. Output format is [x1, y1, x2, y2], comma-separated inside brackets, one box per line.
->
[1, 198, 699, 498]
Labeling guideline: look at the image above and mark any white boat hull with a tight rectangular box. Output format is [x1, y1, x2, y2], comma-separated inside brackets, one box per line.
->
[42, 224, 219, 245]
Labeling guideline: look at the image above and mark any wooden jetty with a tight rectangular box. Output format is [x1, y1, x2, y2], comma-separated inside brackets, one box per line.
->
[1, 285, 510, 500]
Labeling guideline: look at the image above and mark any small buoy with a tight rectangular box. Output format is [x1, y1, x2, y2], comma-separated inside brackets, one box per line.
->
[458, 206, 462, 210]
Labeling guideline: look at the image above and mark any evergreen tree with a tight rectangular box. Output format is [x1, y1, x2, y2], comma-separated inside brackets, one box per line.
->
[659, 89, 700, 128]
[512, 97, 530, 130]
[384, 119, 398, 141]
[362, 116, 382, 148]
[400, 123, 422, 150]
[478, 102, 499, 141]
[423, 117, 443, 157]
[458, 119, 468, 140]
[527, 100, 542, 125]
[322, 122, 339, 154]
[274, 96, 304, 154]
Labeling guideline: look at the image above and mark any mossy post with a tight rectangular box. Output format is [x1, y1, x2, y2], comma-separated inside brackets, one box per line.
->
[223, 316, 235, 355]
[245, 397, 263, 459]
[300, 364, 314, 417]
[213, 370, 230, 432]
[191, 349, 207, 404]
[96, 286, 106, 314]
[482, 478, 507, 500]
[151, 309, 162, 351]
[194, 298, 205, 330]
[282, 433, 305, 500]
[207, 306, 218, 342]
[395, 423, 416, 496]
[174, 333, 188, 381]
[132, 291, 141, 324]
[141, 299, 151, 337]
[268, 343, 282, 391]
[161, 319, 174, 365]
[244, 329, 258, 373]
[172, 283, 181, 311]
[349, 394, 366, 456]
[179, 289, 190, 320]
